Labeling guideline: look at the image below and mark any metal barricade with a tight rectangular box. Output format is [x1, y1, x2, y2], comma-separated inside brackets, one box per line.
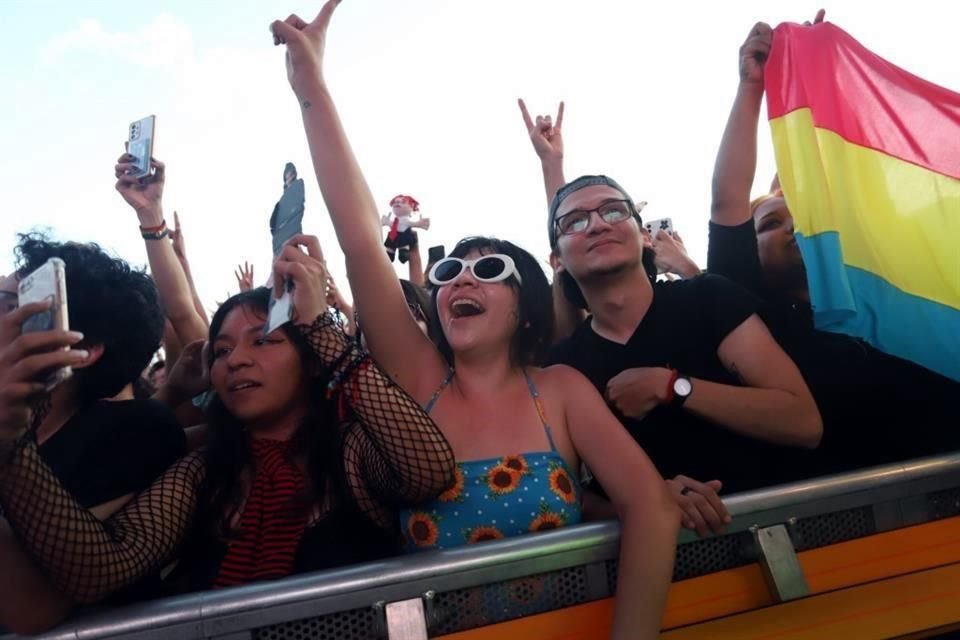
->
[6, 453, 960, 640]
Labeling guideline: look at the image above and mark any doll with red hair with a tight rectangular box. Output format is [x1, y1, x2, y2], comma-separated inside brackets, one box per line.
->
[381, 194, 430, 263]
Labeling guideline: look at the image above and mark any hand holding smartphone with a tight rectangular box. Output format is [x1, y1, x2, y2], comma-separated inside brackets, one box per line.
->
[18, 258, 72, 390]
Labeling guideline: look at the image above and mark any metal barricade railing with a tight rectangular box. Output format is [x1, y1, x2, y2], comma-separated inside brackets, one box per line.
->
[7, 452, 960, 640]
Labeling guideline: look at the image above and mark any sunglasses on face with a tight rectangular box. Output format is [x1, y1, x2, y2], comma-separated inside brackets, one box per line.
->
[428, 254, 523, 287]
[554, 199, 638, 236]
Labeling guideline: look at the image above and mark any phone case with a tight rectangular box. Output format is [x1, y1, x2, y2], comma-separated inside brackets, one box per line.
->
[127, 115, 156, 178]
[644, 217, 674, 237]
[18, 258, 72, 389]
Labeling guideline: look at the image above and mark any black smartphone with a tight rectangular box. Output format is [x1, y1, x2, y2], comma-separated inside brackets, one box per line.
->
[428, 245, 446, 263]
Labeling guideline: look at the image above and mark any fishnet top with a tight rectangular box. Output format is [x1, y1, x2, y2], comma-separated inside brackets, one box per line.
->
[0, 312, 455, 604]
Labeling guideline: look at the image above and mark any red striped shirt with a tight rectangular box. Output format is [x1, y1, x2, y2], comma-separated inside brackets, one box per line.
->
[213, 439, 308, 588]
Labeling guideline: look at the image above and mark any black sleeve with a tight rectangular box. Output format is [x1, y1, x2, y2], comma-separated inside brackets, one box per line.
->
[88, 401, 187, 504]
[706, 220, 767, 297]
[691, 273, 761, 348]
[39, 401, 187, 509]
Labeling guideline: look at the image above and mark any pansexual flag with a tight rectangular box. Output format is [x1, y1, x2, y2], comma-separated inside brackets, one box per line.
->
[765, 22, 960, 381]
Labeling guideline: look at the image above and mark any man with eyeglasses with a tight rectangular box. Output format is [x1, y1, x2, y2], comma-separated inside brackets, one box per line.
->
[519, 102, 823, 535]
[546, 174, 822, 496]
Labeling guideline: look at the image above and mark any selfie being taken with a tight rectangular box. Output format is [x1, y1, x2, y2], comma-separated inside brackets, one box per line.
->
[1, 1, 958, 638]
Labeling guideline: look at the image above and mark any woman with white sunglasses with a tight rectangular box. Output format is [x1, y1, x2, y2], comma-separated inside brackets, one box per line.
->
[271, 4, 680, 638]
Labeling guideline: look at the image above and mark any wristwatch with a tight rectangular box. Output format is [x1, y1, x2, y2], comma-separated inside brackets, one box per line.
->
[671, 374, 693, 408]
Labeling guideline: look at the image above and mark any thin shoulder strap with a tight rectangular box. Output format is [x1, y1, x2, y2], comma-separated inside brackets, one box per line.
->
[424, 369, 455, 414]
[523, 370, 557, 451]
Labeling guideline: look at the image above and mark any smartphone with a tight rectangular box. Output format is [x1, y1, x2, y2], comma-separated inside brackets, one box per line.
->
[427, 245, 446, 264]
[265, 280, 295, 336]
[18, 258, 72, 390]
[644, 217, 674, 237]
[127, 115, 157, 178]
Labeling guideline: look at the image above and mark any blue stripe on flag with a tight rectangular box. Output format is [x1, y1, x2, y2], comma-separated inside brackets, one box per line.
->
[797, 231, 960, 381]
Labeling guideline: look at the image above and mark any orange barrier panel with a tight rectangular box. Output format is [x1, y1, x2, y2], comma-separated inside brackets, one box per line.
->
[438, 516, 960, 639]
[662, 562, 960, 640]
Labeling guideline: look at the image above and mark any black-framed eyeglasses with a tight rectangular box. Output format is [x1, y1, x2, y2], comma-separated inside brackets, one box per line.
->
[554, 199, 640, 236]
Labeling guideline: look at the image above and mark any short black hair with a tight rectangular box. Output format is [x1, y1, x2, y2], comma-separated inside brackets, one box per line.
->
[14, 233, 165, 403]
[431, 237, 554, 366]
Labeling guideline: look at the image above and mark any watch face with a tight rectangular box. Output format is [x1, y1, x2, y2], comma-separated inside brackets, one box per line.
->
[674, 377, 693, 397]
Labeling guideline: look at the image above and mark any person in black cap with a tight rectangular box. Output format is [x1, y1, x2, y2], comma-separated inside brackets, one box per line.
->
[519, 101, 822, 528]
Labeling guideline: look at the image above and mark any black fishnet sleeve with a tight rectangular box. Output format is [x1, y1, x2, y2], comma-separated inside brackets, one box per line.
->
[0, 438, 205, 604]
[299, 313, 455, 524]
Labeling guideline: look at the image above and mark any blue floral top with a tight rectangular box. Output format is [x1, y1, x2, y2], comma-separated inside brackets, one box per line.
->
[399, 371, 583, 551]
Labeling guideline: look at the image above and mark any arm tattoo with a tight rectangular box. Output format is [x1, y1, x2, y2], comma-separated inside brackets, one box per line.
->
[302, 100, 312, 109]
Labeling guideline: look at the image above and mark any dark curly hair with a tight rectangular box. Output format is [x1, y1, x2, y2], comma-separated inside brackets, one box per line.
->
[431, 237, 554, 366]
[14, 233, 164, 404]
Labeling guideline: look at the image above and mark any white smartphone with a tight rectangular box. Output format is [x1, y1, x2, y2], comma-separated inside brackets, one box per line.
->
[18, 258, 72, 390]
[265, 282, 294, 336]
[644, 217, 674, 237]
[127, 115, 157, 178]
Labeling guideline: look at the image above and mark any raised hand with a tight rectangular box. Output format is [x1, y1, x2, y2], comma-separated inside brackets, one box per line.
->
[518, 99, 565, 164]
[235, 261, 255, 293]
[325, 272, 350, 313]
[652, 230, 701, 279]
[805, 9, 827, 26]
[271, 0, 341, 96]
[169, 211, 186, 259]
[739, 22, 773, 85]
[273, 234, 328, 326]
[160, 339, 210, 406]
[114, 153, 165, 220]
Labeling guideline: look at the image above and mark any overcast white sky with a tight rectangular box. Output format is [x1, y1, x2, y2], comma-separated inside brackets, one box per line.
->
[2, 0, 958, 310]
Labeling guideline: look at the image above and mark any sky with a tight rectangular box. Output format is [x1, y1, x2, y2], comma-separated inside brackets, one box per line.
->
[2, 0, 959, 311]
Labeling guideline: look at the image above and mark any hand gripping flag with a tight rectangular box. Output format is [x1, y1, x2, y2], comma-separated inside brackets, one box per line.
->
[765, 21, 960, 381]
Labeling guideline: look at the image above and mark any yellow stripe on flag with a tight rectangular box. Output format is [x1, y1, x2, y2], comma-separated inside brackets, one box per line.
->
[771, 108, 960, 311]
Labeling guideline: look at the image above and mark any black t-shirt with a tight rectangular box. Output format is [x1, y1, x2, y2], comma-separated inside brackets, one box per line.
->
[707, 220, 960, 472]
[547, 274, 802, 494]
[39, 399, 186, 509]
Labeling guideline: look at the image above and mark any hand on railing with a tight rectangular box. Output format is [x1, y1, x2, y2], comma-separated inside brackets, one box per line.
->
[668, 475, 730, 538]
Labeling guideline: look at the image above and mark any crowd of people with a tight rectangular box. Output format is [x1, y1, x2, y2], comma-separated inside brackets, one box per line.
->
[0, 4, 956, 638]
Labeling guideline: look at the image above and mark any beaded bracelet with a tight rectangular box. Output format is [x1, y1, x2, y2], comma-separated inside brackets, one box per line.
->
[140, 220, 168, 240]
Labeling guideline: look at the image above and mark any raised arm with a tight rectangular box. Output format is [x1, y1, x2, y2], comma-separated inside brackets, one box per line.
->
[270, 3, 445, 399]
[709, 23, 771, 226]
[556, 366, 680, 640]
[114, 156, 209, 346]
[169, 211, 210, 326]
[518, 99, 566, 204]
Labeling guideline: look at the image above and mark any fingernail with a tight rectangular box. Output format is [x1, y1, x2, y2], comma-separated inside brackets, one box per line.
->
[724, 516, 732, 523]
[67, 331, 85, 342]
[72, 349, 90, 360]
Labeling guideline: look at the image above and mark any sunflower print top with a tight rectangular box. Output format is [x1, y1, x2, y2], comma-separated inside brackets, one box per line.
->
[399, 371, 583, 551]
